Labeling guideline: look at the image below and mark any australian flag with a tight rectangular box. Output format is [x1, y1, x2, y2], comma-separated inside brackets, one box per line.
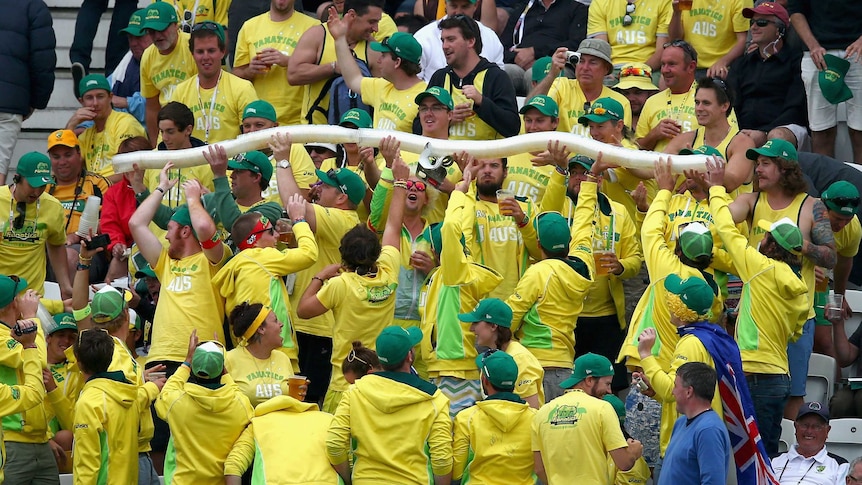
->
[680, 322, 779, 485]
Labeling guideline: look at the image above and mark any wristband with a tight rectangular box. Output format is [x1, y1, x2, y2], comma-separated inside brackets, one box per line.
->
[293, 218, 306, 224]
[312, 276, 325, 283]
[155, 187, 166, 194]
[200, 233, 221, 250]
[73, 305, 92, 322]
[181, 361, 191, 369]
[393, 180, 408, 189]
[78, 255, 93, 263]
[517, 214, 529, 228]
[555, 165, 568, 176]
[77, 263, 91, 271]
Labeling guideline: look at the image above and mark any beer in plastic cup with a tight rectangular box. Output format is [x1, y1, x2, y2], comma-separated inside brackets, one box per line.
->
[827, 293, 844, 320]
[276, 218, 297, 248]
[496, 189, 515, 215]
[593, 251, 613, 276]
[288, 375, 308, 400]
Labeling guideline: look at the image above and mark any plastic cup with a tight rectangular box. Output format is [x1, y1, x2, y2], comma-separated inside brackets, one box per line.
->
[76, 196, 101, 237]
[593, 251, 613, 276]
[496, 189, 515, 215]
[288, 375, 308, 400]
[275, 218, 296, 248]
[827, 293, 844, 320]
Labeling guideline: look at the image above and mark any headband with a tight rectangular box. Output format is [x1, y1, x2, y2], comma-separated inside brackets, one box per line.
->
[239, 306, 270, 346]
[238, 216, 272, 251]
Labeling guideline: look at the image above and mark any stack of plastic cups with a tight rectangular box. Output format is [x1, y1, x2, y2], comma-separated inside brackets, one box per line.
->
[76, 196, 101, 237]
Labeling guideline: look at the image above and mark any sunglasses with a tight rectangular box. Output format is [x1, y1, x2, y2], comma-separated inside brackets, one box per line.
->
[13, 201, 25, 230]
[78, 327, 110, 345]
[749, 18, 779, 28]
[826, 197, 860, 207]
[478, 348, 499, 378]
[405, 180, 427, 191]
[181, 10, 194, 33]
[449, 14, 480, 36]
[623, 1, 636, 27]
[418, 105, 449, 114]
[347, 348, 370, 366]
[663, 39, 698, 63]
[250, 226, 275, 238]
[326, 169, 349, 195]
[710, 77, 728, 91]
[192, 21, 221, 33]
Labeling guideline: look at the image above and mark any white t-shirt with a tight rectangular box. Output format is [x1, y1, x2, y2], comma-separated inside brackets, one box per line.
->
[415, 17, 505, 81]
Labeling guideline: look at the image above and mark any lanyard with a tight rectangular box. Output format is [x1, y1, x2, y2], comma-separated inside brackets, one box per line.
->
[7, 185, 40, 232]
[48, 171, 86, 233]
[196, 70, 222, 143]
[512, 0, 536, 48]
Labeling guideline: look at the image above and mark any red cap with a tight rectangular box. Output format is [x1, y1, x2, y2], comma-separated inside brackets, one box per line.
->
[743, 2, 789, 27]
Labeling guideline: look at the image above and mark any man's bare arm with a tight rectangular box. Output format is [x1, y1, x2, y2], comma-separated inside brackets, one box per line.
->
[803, 199, 837, 269]
[287, 25, 335, 86]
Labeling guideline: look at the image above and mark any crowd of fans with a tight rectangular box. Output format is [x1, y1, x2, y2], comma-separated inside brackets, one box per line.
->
[3, 0, 862, 482]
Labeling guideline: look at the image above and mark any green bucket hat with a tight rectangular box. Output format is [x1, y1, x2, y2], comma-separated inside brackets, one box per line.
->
[315, 168, 367, 205]
[822, 181, 860, 216]
[476, 350, 518, 391]
[415, 86, 454, 110]
[50, 313, 79, 335]
[560, 353, 614, 389]
[746, 139, 797, 163]
[819, 54, 853, 105]
[141, 1, 179, 32]
[17, 152, 55, 187]
[531, 56, 554, 83]
[242, 100, 277, 122]
[458, 298, 513, 328]
[91, 286, 131, 324]
[757, 217, 803, 254]
[534, 211, 571, 253]
[376, 326, 422, 365]
[568, 155, 595, 171]
[339, 109, 372, 129]
[227, 151, 273, 184]
[0, 275, 28, 308]
[370, 32, 422, 64]
[191, 341, 225, 379]
[519, 95, 559, 117]
[578, 97, 624, 126]
[663, 273, 715, 316]
[120, 8, 148, 37]
[679, 145, 722, 157]
[678, 222, 713, 260]
[79, 74, 111, 98]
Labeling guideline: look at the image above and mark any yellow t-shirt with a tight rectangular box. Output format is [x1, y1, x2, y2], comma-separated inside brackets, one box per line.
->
[262, 146, 318, 203]
[171, 72, 259, 144]
[548, 79, 633, 135]
[0, 188, 66, 293]
[143, 163, 216, 238]
[532, 389, 628, 484]
[681, 0, 751, 69]
[46, 173, 111, 235]
[587, 0, 672, 66]
[374, 13, 398, 42]
[835, 216, 862, 258]
[140, 30, 198, 104]
[636, 86, 698, 152]
[150, 246, 231, 362]
[78, 111, 147, 178]
[234, 11, 319, 125]
[507, 340, 545, 405]
[360, 77, 427, 133]
[172, 0, 229, 27]
[317, 246, 400, 392]
[502, 153, 554, 204]
[225, 346, 295, 408]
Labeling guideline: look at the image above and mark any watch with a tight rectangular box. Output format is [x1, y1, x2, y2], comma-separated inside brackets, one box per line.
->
[278, 159, 291, 169]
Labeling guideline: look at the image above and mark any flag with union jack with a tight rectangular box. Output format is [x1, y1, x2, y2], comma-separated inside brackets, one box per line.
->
[680, 322, 779, 485]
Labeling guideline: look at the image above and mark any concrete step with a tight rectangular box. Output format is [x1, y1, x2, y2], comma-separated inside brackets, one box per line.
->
[53, 8, 111, 71]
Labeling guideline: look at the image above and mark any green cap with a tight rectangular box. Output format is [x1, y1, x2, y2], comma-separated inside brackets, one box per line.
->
[679, 145, 722, 157]
[120, 8, 148, 37]
[534, 211, 571, 253]
[141, 1, 179, 32]
[315, 168, 367, 205]
[227, 151, 273, 184]
[663, 273, 715, 316]
[129, 308, 143, 332]
[370, 32, 422, 65]
[339, 109, 372, 129]
[194, 21, 225, 43]
[0, 275, 28, 308]
[678, 222, 713, 260]
[560, 353, 615, 389]
[376, 326, 422, 365]
[50, 313, 79, 335]
[519, 95, 559, 117]
[757, 217, 803, 253]
[568, 155, 595, 171]
[170, 205, 192, 228]
[458, 298, 513, 328]
[134, 264, 157, 279]
[746, 139, 797, 163]
[415, 86, 454, 110]
[477, 351, 518, 391]
[603, 394, 626, 421]
[191, 341, 224, 379]
[822, 181, 860, 216]
[16, 152, 55, 187]
[79, 74, 111, 98]
[531, 56, 554, 83]
[91, 286, 130, 324]
[242, 100, 277, 122]
[819, 54, 854, 105]
[578, 97, 624, 125]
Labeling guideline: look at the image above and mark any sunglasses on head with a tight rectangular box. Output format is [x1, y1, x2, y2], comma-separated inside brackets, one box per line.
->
[663, 39, 698, 63]
[450, 14, 480, 36]
[326, 169, 349, 195]
[347, 348, 371, 366]
[77, 327, 110, 346]
[623, 1, 636, 27]
[826, 197, 860, 207]
[192, 21, 221, 33]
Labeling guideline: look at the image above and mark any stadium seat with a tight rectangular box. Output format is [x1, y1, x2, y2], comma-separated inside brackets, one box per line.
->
[807, 353, 837, 405]
[59, 474, 73, 485]
[779, 418, 795, 453]
[826, 418, 862, 462]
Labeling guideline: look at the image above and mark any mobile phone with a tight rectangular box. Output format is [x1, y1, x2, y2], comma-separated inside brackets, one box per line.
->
[84, 233, 111, 250]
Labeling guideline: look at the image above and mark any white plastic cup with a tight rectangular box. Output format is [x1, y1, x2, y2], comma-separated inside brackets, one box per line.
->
[827, 293, 844, 320]
[76, 196, 102, 237]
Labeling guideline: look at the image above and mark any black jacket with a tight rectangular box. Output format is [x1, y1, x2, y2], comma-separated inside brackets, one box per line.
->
[0, 0, 56, 116]
[427, 58, 521, 138]
[501, 0, 587, 63]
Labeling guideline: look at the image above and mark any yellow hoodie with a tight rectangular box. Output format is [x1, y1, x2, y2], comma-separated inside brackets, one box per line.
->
[155, 364, 254, 485]
[709, 186, 809, 374]
[0, 347, 47, 483]
[73, 371, 139, 485]
[327, 372, 453, 483]
[0, 321, 51, 445]
[507, 180, 598, 369]
[225, 395, 339, 484]
[453, 393, 537, 484]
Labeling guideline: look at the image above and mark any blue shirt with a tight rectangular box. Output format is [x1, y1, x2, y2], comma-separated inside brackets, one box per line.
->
[659, 410, 732, 485]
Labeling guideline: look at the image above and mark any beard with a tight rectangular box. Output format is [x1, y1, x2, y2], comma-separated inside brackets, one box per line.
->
[477, 180, 502, 198]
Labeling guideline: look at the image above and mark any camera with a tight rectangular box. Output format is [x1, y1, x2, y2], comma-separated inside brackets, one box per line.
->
[565, 51, 580, 65]
[13, 323, 36, 337]
[83, 233, 111, 250]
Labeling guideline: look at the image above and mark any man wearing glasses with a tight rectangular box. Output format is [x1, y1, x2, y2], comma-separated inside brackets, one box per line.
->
[771, 402, 850, 483]
[171, 22, 258, 144]
[140, 1, 198, 146]
[587, 0, 673, 78]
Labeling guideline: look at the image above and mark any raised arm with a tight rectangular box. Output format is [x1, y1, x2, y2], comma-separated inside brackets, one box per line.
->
[129, 163, 178, 267]
[382, 156, 409, 249]
[184, 180, 225, 265]
[328, 6, 364, 94]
